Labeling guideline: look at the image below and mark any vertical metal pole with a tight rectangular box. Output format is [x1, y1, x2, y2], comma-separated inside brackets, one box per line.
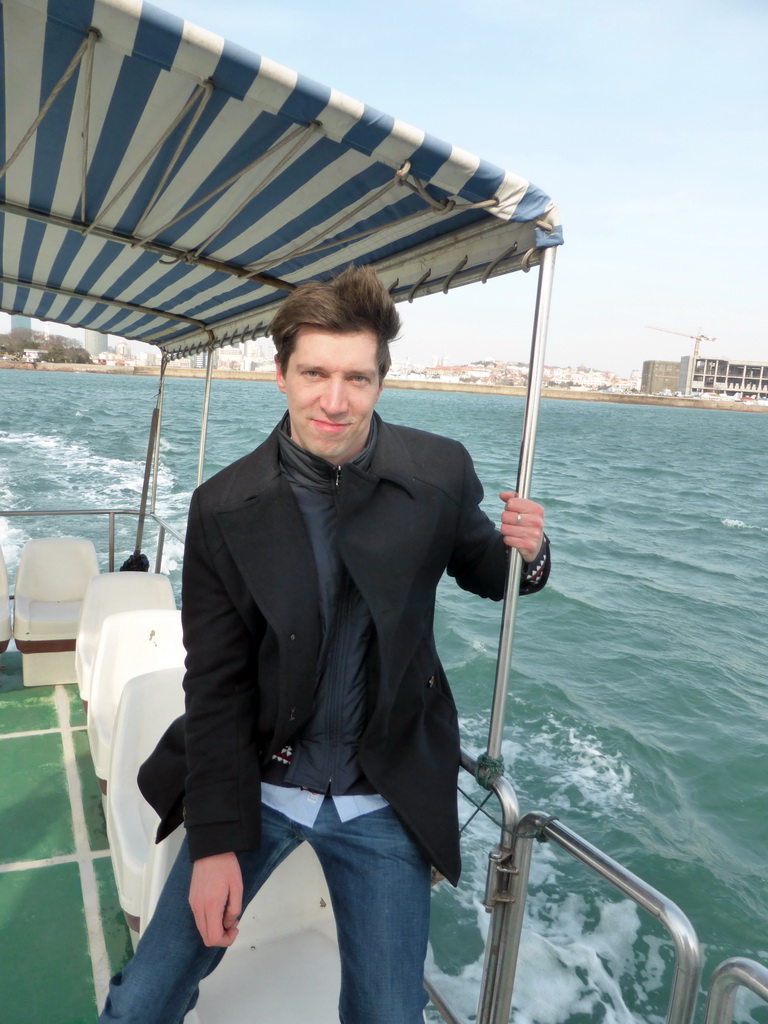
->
[477, 833, 534, 1024]
[474, 773, 524, 1024]
[134, 407, 159, 555]
[196, 347, 214, 487]
[486, 246, 557, 760]
[108, 512, 115, 571]
[154, 525, 166, 574]
[149, 355, 168, 516]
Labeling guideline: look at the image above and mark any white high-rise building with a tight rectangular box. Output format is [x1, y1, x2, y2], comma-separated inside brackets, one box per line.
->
[83, 329, 109, 357]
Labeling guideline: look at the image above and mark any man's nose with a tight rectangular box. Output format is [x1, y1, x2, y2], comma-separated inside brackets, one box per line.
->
[321, 378, 348, 416]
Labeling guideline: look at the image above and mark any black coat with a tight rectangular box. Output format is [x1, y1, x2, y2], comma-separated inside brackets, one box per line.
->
[139, 414, 548, 885]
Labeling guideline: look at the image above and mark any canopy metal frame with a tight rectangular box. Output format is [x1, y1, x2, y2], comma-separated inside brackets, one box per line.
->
[0, 0, 561, 357]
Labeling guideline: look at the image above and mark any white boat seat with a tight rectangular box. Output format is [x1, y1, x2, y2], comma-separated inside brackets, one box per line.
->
[0, 547, 11, 654]
[140, 833, 342, 1024]
[106, 666, 186, 928]
[12, 537, 99, 652]
[76, 571, 176, 706]
[22, 599, 82, 637]
[87, 608, 185, 789]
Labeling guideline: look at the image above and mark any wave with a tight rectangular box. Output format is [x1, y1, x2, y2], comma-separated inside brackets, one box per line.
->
[722, 518, 768, 532]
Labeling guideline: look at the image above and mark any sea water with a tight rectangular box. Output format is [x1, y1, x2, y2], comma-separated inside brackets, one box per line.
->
[1, 370, 766, 1024]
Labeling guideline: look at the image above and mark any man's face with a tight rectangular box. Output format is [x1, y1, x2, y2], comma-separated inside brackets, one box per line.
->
[276, 327, 383, 465]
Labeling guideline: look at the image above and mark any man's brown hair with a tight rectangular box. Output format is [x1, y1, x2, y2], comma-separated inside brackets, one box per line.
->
[270, 265, 400, 380]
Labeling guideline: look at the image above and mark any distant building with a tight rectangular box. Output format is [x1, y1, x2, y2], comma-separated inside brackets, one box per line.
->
[641, 360, 680, 394]
[83, 330, 109, 357]
[680, 355, 768, 400]
[11, 314, 32, 331]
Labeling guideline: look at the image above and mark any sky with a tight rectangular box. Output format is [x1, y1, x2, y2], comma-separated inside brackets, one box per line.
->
[3, 0, 766, 375]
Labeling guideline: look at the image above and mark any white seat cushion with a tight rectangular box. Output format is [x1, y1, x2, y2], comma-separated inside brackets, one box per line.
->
[14, 597, 83, 640]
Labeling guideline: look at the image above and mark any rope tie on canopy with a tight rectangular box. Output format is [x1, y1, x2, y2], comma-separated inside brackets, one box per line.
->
[79, 29, 99, 222]
[0, 28, 100, 183]
[407, 268, 431, 303]
[245, 159, 500, 278]
[191, 124, 320, 259]
[136, 123, 317, 248]
[132, 80, 216, 238]
[245, 173, 402, 275]
[85, 81, 213, 235]
[395, 161, 499, 215]
[442, 255, 468, 293]
[482, 242, 518, 283]
[520, 247, 537, 272]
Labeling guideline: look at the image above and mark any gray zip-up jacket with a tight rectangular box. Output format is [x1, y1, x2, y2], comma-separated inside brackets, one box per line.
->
[261, 417, 378, 795]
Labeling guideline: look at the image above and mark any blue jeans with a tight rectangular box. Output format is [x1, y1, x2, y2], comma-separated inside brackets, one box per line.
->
[99, 800, 431, 1024]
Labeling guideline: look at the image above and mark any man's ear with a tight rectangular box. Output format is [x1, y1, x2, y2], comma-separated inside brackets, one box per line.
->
[275, 354, 286, 393]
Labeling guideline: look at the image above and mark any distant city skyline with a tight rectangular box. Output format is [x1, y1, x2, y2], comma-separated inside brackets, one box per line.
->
[0, 309, 743, 379]
[1, 1, 765, 377]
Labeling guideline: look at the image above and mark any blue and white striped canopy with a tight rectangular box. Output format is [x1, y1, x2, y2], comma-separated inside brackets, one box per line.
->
[0, 0, 562, 358]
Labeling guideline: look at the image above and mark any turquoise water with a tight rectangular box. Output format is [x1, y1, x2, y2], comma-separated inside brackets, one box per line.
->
[1, 370, 766, 1024]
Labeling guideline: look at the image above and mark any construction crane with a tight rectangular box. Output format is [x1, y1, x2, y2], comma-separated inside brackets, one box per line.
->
[645, 325, 716, 395]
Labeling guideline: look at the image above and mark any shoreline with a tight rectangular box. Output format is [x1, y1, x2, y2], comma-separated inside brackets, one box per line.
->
[1, 360, 766, 413]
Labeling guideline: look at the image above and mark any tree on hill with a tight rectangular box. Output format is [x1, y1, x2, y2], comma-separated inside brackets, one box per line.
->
[0, 328, 35, 356]
[45, 342, 92, 363]
[0, 329, 92, 363]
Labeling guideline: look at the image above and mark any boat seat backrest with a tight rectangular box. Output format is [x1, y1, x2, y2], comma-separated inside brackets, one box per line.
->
[12, 537, 99, 644]
[0, 547, 11, 652]
[87, 608, 185, 783]
[13, 537, 99, 602]
[76, 571, 176, 701]
[106, 666, 186, 919]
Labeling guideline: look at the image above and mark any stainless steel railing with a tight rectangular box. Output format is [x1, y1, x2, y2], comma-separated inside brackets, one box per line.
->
[703, 958, 768, 1024]
[517, 812, 701, 1024]
[425, 756, 709, 1024]
[0, 507, 184, 574]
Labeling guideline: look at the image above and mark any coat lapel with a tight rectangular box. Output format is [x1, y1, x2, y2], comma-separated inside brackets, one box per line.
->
[212, 431, 320, 640]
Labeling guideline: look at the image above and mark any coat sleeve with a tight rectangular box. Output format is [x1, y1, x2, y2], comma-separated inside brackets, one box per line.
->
[179, 488, 264, 860]
[446, 443, 550, 598]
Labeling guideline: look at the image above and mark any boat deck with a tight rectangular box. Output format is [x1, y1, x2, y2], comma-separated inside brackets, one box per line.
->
[0, 645, 131, 1024]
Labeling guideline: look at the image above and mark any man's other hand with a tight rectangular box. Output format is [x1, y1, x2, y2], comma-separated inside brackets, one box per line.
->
[189, 851, 243, 947]
[499, 492, 545, 564]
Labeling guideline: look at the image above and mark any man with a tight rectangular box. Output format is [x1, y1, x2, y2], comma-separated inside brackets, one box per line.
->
[100, 266, 549, 1024]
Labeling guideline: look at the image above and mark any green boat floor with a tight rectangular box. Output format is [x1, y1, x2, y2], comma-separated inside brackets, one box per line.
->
[0, 731, 75, 862]
[0, 659, 131, 1022]
[0, 861, 97, 1024]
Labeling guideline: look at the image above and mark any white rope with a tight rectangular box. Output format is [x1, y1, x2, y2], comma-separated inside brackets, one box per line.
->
[132, 79, 215, 237]
[244, 174, 401, 275]
[79, 29, 99, 221]
[245, 160, 500, 277]
[442, 255, 468, 293]
[0, 29, 99, 182]
[136, 123, 315, 247]
[520, 247, 537, 273]
[407, 267, 431, 303]
[396, 160, 499, 215]
[481, 242, 519, 283]
[191, 123, 318, 259]
[85, 82, 210, 235]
